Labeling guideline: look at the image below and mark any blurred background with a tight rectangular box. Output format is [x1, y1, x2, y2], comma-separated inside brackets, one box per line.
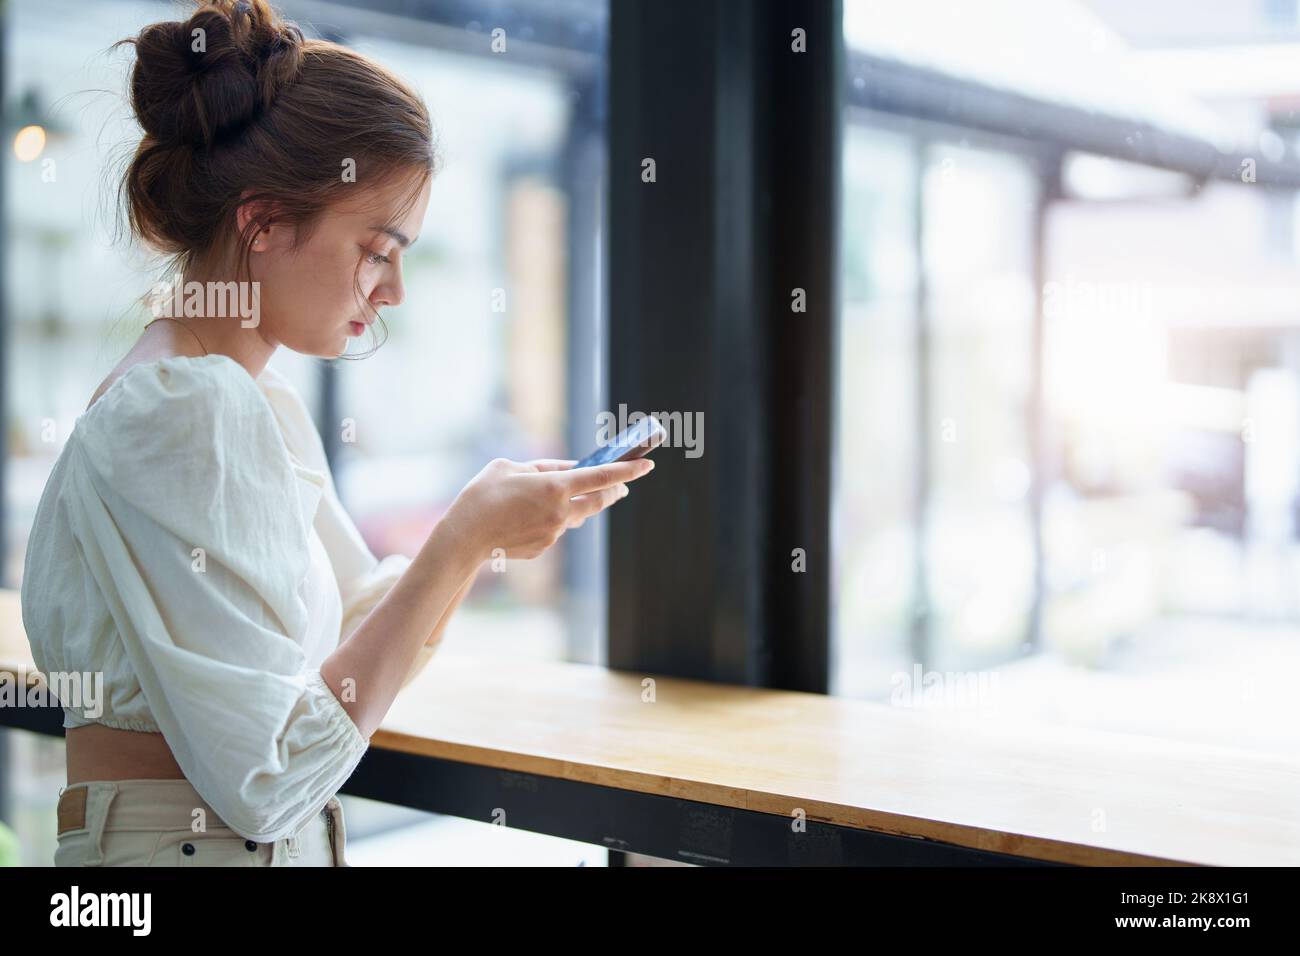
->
[835, 0, 1300, 761]
[1, 0, 1298, 865]
[1, 0, 610, 866]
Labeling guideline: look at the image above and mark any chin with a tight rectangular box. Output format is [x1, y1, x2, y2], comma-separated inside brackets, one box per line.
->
[289, 339, 347, 360]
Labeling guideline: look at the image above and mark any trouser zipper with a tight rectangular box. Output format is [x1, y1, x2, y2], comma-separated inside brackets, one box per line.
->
[324, 804, 336, 864]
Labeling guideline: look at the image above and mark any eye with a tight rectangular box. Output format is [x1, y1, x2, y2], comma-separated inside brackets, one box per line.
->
[362, 247, 392, 265]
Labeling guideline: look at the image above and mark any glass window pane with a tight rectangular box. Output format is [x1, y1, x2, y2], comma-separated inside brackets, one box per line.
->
[834, 125, 919, 698]
[3, 0, 608, 866]
[838, 1, 1300, 761]
[923, 144, 1037, 669]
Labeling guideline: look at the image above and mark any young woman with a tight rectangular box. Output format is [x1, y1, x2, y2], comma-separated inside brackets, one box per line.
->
[20, 0, 652, 866]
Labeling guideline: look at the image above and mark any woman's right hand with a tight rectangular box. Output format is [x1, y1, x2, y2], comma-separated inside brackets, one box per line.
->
[443, 456, 656, 562]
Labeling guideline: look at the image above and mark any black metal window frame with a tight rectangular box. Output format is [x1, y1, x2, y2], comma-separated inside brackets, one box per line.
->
[304, 0, 846, 689]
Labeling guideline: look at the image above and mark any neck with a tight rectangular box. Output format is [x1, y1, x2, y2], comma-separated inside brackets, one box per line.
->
[153, 270, 276, 379]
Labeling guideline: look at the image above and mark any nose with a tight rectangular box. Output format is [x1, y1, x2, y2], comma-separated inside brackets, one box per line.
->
[371, 270, 405, 309]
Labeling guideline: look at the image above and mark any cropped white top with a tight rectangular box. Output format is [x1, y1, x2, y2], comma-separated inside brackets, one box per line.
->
[20, 353, 425, 843]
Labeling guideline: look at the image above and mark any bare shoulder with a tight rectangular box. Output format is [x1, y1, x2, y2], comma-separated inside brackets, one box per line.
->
[86, 323, 206, 412]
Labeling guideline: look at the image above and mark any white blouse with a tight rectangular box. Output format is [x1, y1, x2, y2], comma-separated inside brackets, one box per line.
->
[20, 353, 424, 844]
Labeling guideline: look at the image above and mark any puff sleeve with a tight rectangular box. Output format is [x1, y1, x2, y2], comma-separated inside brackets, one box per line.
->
[254, 367, 432, 670]
[62, 356, 370, 844]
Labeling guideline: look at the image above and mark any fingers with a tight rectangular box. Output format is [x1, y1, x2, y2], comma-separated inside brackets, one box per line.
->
[563, 457, 655, 496]
[529, 459, 579, 473]
[567, 482, 627, 526]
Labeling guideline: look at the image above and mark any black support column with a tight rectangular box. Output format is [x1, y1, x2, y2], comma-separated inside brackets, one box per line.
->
[607, 0, 841, 691]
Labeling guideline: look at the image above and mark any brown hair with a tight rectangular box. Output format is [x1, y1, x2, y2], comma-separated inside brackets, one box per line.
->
[115, 0, 439, 357]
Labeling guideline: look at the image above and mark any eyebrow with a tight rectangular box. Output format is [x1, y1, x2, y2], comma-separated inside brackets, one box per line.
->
[370, 225, 416, 248]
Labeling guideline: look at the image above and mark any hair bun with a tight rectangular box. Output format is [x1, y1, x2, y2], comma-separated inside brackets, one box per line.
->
[126, 0, 303, 149]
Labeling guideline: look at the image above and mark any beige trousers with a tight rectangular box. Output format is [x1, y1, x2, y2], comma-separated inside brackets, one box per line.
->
[54, 778, 348, 867]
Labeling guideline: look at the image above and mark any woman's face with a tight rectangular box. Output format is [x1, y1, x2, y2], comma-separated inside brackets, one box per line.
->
[243, 172, 432, 358]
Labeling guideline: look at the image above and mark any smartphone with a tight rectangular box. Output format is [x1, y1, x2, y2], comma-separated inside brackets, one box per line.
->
[574, 415, 667, 469]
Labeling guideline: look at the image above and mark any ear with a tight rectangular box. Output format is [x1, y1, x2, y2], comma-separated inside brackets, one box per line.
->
[234, 191, 282, 252]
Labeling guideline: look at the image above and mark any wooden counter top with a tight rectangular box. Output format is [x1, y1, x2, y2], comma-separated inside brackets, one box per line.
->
[4, 589, 1296, 866]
